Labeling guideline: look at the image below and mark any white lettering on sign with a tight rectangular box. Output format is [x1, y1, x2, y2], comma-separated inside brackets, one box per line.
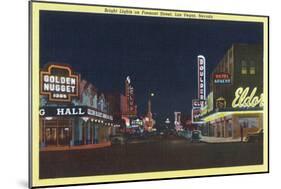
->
[197, 55, 206, 102]
[232, 87, 264, 108]
[87, 109, 113, 121]
[39, 109, 45, 116]
[40, 64, 79, 102]
[43, 75, 76, 93]
[56, 108, 85, 116]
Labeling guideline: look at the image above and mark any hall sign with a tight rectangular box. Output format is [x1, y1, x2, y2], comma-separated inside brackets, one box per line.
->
[232, 87, 264, 108]
[213, 72, 231, 84]
[40, 64, 79, 102]
[39, 106, 113, 121]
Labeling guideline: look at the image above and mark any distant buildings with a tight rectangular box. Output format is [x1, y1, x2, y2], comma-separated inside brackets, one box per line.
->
[120, 76, 144, 133]
[174, 112, 183, 131]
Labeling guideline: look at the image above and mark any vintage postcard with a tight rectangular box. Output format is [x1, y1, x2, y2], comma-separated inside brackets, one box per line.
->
[29, 1, 269, 188]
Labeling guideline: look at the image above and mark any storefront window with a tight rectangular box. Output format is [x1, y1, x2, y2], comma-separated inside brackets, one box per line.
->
[227, 120, 232, 137]
[238, 117, 258, 128]
[45, 128, 57, 146]
[241, 60, 247, 74]
[249, 60, 256, 75]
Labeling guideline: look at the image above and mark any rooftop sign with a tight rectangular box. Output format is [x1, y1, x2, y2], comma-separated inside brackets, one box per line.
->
[40, 64, 79, 102]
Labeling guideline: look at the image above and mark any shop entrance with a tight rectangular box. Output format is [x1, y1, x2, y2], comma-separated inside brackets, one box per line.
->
[45, 127, 57, 146]
[41, 118, 74, 147]
[58, 127, 71, 146]
[45, 127, 71, 146]
[221, 126, 225, 137]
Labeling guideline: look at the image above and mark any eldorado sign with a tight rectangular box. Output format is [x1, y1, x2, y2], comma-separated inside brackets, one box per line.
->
[232, 87, 264, 108]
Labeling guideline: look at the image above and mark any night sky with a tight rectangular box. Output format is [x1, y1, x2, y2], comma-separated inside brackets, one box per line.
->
[40, 10, 263, 122]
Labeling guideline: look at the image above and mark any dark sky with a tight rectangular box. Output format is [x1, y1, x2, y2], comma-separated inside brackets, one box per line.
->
[40, 10, 263, 122]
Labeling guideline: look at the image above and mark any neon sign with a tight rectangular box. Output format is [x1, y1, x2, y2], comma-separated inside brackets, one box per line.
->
[232, 87, 263, 108]
[197, 55, 206, 101]
[40, 64, 79, 102]
[125, 76, 136, 115]
[213, 72, 231, 84]
[192, 99, 203, 108]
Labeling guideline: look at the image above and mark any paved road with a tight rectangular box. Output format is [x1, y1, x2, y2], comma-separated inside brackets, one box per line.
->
[40, 135, 263, 179]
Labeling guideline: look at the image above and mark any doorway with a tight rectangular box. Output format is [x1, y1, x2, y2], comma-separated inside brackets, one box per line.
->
[58, 127, 71, 146]
[45, 127, 57, 146]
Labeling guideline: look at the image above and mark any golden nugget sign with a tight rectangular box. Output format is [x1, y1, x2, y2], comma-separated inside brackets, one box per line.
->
[232, 87, 263, 108]
[40, 64, 79, 102]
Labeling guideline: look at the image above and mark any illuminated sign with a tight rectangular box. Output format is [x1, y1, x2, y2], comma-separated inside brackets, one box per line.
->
[232, 87, 264, 108]
[131, 119, 144, 127]
[192, 99, 205, 108]
[216, 97, 226, 109]
[207, 92, 214, 112]
[87, 109, 113, 120]
[129, 86, 134, 111]
[191, 108, 203, 124]
[40, 64, 79, 102]
[200, 105, 208, 116]
[198, 55, 206, 101]
[213, 72, 231, 84]
[174, 112, 181, 124]
[125, 76, 136, 115]
[39, 106, 113, 120]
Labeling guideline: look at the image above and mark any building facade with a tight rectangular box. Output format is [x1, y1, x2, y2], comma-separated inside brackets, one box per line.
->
[200, 44, 263, 139]
[120, 76, 141, 133]
[39, 78, 114, 149]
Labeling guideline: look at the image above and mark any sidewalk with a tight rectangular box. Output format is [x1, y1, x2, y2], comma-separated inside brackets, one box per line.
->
[201, 136, 245, 143]
[40, 142, 111, 152]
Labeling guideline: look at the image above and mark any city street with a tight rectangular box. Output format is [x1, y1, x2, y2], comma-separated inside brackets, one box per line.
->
[40, 135, 263, 179]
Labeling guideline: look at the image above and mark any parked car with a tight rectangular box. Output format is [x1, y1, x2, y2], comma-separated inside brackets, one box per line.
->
[110, 133, 127, 145]
[191, 130, 202, 143]
[245, 129, 263, 143]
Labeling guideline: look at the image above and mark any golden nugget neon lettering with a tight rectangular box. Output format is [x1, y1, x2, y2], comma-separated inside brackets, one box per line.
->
[40, 64, 79, 102]
[232, 87, 263, 108]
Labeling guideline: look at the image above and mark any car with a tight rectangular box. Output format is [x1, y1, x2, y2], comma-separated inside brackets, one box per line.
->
[191, 130, 202, 143]
[110, 133, 127, 145]
[245, 129, 263, 143]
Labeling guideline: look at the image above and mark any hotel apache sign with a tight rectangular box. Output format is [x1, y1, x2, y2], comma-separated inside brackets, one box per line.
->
[40, 64, 79, 102]
[213, 72, 231, 84]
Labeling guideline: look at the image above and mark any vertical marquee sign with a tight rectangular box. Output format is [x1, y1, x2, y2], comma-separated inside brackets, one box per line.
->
[198, 55, 206, 102]
[40, 64, 80, 102]
[125, 76, 136, 115]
